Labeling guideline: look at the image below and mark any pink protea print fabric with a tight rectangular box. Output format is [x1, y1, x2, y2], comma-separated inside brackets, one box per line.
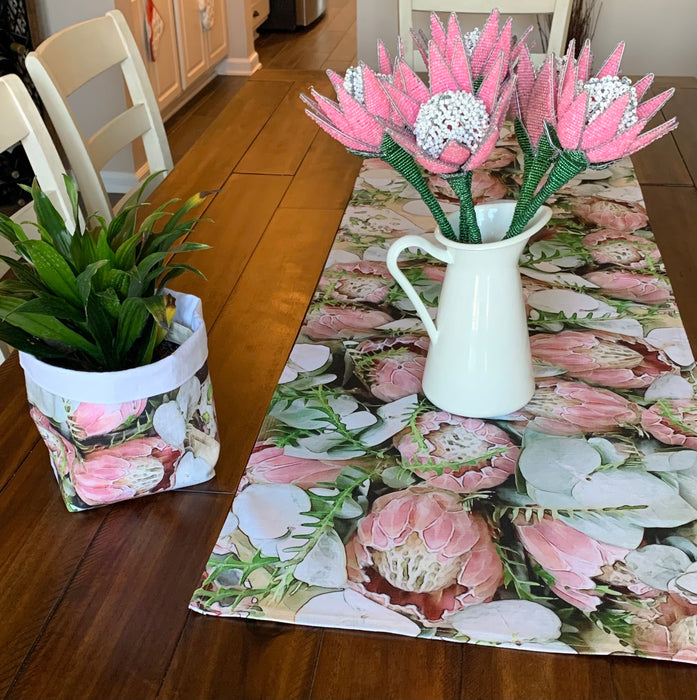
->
[191, 141, 697, 664]
[28, 363, 219, 511]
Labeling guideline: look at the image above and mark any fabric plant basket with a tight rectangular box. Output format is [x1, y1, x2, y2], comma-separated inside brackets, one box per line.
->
[19, 290, 219, 512]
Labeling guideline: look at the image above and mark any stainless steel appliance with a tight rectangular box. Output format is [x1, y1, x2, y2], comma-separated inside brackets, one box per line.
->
[296, 0, 326, 26]
[261, 0, 326, 31]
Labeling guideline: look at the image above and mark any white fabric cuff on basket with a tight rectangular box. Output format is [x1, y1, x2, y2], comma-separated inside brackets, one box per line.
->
[19, 290, 208, 404]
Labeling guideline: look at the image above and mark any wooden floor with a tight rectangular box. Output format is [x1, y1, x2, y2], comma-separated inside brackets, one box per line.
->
[166, 0, 356, 164]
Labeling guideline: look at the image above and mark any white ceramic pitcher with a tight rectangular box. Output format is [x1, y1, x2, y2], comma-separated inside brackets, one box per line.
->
[386, 200, 552, 418]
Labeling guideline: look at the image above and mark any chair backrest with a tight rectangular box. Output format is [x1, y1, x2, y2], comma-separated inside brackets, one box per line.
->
[398, 0, 573, 70]
[25, 10, 173, 222]
[0, 73, 77, 362]
[0, 73, 75, 272]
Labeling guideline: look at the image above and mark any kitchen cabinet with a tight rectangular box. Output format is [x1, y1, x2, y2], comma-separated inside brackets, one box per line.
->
[117, 0, 229, 116]
[172, 0, 228, 89]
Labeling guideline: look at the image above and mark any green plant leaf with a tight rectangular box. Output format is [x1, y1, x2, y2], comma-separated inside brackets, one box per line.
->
[116, 297, 149, 357]
[0, 320, 69, 361]
[0, 213, 29, 244]
[76, 260, 108, 303]
[0, 279, 35, 297]
[143, 293, 176, 330]
[95, 288, 121, 318]
[156, 263, 206, 291]
[63, 174, 80, 233]
[96, 226, 115, 264]
[161, 191, 207, 235]
[17, 297, 85, 322]
[21, 240, 82, 306]
[137, 320, 159, 366]
[114, 231, 141, 270]
[0, 297, 100, 356]
[105, 268, 131, 298]
[30, 179, 73, 261]
[143, 222, 197, 257]
[106, 203, 140, 247]
[85, 293, 117, 368]
[0, 255, 47, 290]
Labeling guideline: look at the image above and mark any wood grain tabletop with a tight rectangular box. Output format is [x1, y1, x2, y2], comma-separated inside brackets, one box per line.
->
[1, 69, 696, 700]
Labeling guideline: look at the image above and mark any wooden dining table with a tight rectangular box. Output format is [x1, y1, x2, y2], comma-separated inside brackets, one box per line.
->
[1, 68, 696, 700]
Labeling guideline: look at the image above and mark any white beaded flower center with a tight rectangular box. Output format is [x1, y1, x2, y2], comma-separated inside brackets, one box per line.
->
[343, 65, 392, 104]
[414, 90, 490, 157]
[343, 66, 365, 103]
[463, 27, 481, 56]
[582, 75, 638, 132]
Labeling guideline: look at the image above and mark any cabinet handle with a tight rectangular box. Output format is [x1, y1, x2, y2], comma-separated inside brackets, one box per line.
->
[253, 10, 260, 16]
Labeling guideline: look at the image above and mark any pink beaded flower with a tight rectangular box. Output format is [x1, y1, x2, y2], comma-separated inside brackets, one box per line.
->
[380, 42, 515, 174]
[517, 39, 677, 163]
[302, 44, 399, 156]
[412, 11, 529, 83]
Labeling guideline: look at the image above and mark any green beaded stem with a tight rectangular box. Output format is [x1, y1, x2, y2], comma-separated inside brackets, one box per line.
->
[504, 150, 589, 240]
[447, 171, 481, 244]
[380, 134, 456, 240]
[508, 131, 556, 240]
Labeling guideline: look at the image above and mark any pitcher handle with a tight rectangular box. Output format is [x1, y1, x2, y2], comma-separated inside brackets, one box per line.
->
[386, 234, 452, 343]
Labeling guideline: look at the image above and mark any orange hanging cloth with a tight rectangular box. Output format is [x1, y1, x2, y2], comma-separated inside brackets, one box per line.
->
[145, 0, 164, 61]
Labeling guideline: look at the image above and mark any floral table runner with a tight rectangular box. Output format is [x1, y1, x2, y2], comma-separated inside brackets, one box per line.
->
[191, 127, 697, 663]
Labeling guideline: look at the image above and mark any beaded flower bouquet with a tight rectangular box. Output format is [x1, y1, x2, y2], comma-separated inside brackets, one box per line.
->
[302, 11, 678, 416]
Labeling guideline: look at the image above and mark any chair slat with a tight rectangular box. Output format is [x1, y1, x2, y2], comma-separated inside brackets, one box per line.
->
[87, 104, 151, 173]
[28, 16, 129, 96]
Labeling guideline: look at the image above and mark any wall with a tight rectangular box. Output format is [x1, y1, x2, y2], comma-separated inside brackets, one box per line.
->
[217, 0, 260, 75]
[357, 0, 697, 77]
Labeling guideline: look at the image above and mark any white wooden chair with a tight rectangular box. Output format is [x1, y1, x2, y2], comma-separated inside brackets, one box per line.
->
[25, 10, 173, 222]
[398, 0, 574, 70]
[0, 73, 76, 363]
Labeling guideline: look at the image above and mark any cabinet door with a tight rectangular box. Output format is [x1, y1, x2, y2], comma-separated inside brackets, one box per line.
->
[118, 0, 182, 112]
[173, 0, 208, 89]
[204, 0, 228, 66]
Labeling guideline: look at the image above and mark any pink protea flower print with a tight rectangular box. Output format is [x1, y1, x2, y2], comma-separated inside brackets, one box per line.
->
[422, 263, 445, 283]
[571, 196, 648, 232]
[530, 330, 675, 389]
[318, 260, 394, 304]
[379, 30, 516, 175]
[633, 618, 697, 663]
[346, 486, 503, 621]
[515, 379, 641, 435]
[302, 45, 400, 156]
[642, 401, 697, 450]
[514, 515, 628, 611]
[481, 146, 516, 169]
[393, 411, 519, 493]
[583, 269, 672, 305]
[471, 169, 507, 203]
[582, 230, 661, 269]
[246, 444, 347, 488]
[302, 304, 393, 340]
[71, 437, 181, 506]
[632, 595, 697, 662]
[30, 407, 76, 478]
[69, 399, 148, 439]
[353, 334, 429, 402]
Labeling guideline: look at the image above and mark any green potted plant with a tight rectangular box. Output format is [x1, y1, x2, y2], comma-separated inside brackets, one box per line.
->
[0, 176, 219, 511]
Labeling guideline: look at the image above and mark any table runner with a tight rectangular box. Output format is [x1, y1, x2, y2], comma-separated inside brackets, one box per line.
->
[191, 130, 697, 664]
